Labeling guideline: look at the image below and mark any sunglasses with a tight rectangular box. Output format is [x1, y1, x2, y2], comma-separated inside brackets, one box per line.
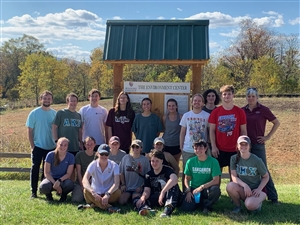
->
[131, 145, 140, 149]
[100, 153, 109, 156]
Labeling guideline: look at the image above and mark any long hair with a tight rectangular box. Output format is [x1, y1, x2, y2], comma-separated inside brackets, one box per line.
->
[54, 137, 69, 166]
[235, 143, 251, 165]
[114, 91, 134, 118]
[166, 98, 178, 112]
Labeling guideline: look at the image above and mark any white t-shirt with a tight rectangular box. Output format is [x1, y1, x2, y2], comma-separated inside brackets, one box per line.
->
[79, 104, 108, 145]
[180, 110, 210, 153]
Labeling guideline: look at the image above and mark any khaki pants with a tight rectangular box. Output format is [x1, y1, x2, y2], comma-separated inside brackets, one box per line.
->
[83, 189, 121, 209]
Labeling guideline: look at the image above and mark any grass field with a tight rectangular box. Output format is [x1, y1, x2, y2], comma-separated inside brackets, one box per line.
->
[0, 97, 299, 224]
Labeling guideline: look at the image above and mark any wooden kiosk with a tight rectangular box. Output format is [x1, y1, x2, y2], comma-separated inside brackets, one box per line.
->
[103, 20, 210, 114]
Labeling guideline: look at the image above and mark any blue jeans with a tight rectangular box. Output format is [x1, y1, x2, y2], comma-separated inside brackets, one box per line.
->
[251, 144, 278, 200]
[30, 146, 53, 193]
[180, 185, 221, 211]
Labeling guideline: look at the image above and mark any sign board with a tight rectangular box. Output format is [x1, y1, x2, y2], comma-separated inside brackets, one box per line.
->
[124, 81, 190, 94]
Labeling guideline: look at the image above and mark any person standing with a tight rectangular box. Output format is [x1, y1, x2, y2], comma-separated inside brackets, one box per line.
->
[226, 135, 269, 213]
[180, 93, 210, 190]
[132, 98, 163, 155]
[202, 89, 221, 114]
[242, 88, 280, 204]
[79, 89, 108, 151]
[162, 98, 182, 164]
[26, 90, 56, 198]
[52, 93, 83, 155]
[181, 140, 221, 213]
[209, 85, 247, 179]
[106, 91, 135, 154]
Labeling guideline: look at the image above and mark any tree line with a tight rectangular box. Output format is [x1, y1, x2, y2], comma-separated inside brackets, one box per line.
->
[0, 19, 299, 105]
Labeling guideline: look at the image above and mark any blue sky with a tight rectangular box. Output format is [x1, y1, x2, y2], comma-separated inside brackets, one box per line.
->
[1, 0, 299, 61]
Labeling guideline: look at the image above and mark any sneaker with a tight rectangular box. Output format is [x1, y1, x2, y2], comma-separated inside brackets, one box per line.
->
[139, 207, 157, 216]
[160, 206, 173, 217]
[31, 193, 37, 199]
[59, 193, 67, 202]
[231, 206, 242, 214]
[107, 207, 121, 213]
[78, 204, 92, 210]
[46, 194, 53, 201]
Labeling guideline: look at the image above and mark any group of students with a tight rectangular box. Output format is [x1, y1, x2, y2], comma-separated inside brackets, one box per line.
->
[26, 84, 280, 216]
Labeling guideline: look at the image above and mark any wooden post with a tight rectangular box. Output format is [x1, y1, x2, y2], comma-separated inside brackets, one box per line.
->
[113, 64, 124, 106]
[192, 64, 202, 95]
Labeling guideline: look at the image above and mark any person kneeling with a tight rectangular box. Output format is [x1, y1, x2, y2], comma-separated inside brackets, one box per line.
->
[134, 149, 181, 218]
[226, 136, 269, 214]
[181, 140, 221, 213]
[78, 144, 121, 213]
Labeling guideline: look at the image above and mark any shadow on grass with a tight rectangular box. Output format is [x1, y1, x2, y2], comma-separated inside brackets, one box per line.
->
[214, 194, 300, 224]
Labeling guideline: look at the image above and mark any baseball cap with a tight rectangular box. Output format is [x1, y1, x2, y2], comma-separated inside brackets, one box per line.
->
[237, 135, 251, 144]
[97, 144, 110, 154]
[109, 136, 120, 144]
[131, 139, 143, 148]
[153, 137, 165, 145]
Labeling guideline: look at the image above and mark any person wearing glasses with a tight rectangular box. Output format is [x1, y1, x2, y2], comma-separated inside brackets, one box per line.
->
[78, 144, 121, 213]
[241, 88, 280, 205]
[118, 140, 150, 205]
[226, 136, 269, 213]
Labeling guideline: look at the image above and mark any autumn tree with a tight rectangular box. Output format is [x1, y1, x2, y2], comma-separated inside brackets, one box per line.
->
[0, 34, 45, 98]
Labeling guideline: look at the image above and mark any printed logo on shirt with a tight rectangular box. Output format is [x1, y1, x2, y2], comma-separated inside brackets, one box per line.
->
[126, 160, 142, 173]
[192, 167, 211, 174]
[217, 114, 236, 136]
[115, 116, 130, 124]
[236, 165, 257, 176]
[187, 117, 207, 144]
[63, 118, 81, 127]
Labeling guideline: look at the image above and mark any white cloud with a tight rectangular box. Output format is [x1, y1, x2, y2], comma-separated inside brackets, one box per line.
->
[3, 9, 106, 43]
[219, 29, 240, 38]
[209, 41, 221, 49]
[157, 16, 165, 20]
[47, 45, 91, 62]
[186, 11, 285, 28]
[112, 16, 122, 20]
[177, 8, 182, 12]
[289, 17, 300, 25]
[186, 12, 251, 28]
[33, 11, 40, 16]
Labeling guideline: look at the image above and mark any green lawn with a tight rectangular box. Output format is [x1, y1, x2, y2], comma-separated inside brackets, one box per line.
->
[1, 180, 299, 225]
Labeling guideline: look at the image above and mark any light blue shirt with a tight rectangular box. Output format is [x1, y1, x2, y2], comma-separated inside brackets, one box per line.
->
[26, 107, 56, 150]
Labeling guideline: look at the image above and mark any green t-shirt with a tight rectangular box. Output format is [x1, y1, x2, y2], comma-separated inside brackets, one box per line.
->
[53, 109, 82, 152]
[75, 151, 95, 177]
[184, 156, 221, 188]
[230, 153, 267, 189]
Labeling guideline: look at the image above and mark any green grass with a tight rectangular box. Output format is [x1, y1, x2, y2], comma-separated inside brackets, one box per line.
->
[0, 180, 299, 225]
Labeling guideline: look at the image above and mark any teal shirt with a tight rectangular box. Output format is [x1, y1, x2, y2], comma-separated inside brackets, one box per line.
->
[53, 109, 82, 152]
[26, 107, 56, 150]
[184, 156, 221, 188]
